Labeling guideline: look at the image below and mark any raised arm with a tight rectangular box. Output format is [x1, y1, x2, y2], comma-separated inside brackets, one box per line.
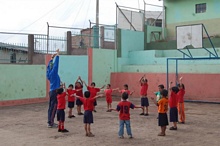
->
[139, 74, 145, 84]
[93, 94, 104, 99]
[135, 106, 144, 109]
[169, 81, 173, 91]
[83, 81, 88, 88]
[75, 76, 80, 84]
[112, 88, 119, 91]
[150, 97, 159, 106]
[49, 49, 60, 76]
[130, 90, 135, 95]
[100, 85, 105, 89]
[63, 83, 66, 92]
[78, 76, 83, 85]
[179, 77, 183, 85]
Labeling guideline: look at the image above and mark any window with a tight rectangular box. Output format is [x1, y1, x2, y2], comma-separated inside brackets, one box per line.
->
[195, 3, 206, 13]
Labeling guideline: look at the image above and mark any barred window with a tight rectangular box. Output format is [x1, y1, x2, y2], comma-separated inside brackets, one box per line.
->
[195, 3, 206, 13]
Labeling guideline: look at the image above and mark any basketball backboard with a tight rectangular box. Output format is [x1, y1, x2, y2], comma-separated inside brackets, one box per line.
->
[176, 24, 203, 49]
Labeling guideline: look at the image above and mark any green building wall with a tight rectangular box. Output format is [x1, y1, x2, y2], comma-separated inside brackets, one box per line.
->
[0, 65, 46, 101]
[92, 48, 117, 87]
[165, 0, 220, 40]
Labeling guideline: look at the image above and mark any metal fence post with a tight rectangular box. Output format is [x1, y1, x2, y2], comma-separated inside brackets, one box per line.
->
[28, 34, 34, 64]
[67, 31, 72, 55]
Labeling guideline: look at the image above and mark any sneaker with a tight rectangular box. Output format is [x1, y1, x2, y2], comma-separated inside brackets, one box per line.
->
[119, 136, 124, 139]
[53, 123, 58, 127]
[58, 129, 62, 132]
[93, 110, 97, 112]
[158, 133, 165, 136]
[144, 113, 149, 116]
[47, 124, 58, 128]
[169, 126, 177, 130]
[140, 113, 144, 115]
[71, 115, 75, 118]
[61, 129, 69, 133]
[79, 113, 84, 115]
[85, 133, 89, 136]
[128, 135, 133, 139]
[178, 121, 185, 124]
[68, 116, 72, 118]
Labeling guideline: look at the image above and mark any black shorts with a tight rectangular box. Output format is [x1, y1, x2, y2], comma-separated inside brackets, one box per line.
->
[94, 100, 97, 106]
[141, 97, 149, 107]
[84, 110, 93, 124]
[170, 107, 178, 122]
[57, 109, 65, 122]
[76, 98, 83, 106]
[158, 113, 169, 126]
[68, 101, 75, 108]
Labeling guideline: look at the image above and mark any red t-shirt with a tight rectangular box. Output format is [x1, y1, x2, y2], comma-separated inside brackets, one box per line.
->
[120, 89, 131, 95]
[169, 91, 178, 108]
[79, 97, 95, 111]
[104, 89, 113, 99]
[116, 101, 135, 120]
[57, 92, 66, 109]
[75, 86, 83, 97]
[177, 89, 185, 103]
[67, 89, 76, 102]
[140, 83, 148, 96]
[87, 86, 100, 98]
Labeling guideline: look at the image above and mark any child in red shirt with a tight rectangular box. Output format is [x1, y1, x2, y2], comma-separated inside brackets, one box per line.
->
[169, 82, 179, 130]
[110, 92, 142, 139]
[75, 91, 103, 137]
[177, 77, 185, 124]
[75, 76, 84, 115]
[83, 81, 105, 112]
[151, 89, 169, 136]
[104, 84, 119, 112]
[56, 83, 69, 133]
[67, 84, 76, 118]
[139, 74, 149, 116]
[118, 84, 134, 101]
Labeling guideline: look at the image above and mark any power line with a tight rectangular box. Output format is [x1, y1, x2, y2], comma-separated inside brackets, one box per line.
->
[72, 0, 86, 27]
[3, 0, 67, 42]
[83, 0, 91, 28]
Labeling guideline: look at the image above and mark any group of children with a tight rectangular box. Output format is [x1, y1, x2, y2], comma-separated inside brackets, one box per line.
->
[54, 74, 185, 138]
[151, 76, 186, 136]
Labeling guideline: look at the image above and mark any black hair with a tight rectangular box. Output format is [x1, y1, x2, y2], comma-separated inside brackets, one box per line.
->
[75, 81, 83, 87]
[171, 86, 179, 94]
[177, 83, 185, 90]
[122, 92, 128, 100]
[84, 91, 90, 98]
[160, 89, 168, 97]
[56, 88, 64, 94]
[124, 84, 128, 89]
[144, 79, 148, 82]
[91, 82, 96, 86]
[68, 84, 74, 88]
[158, 84, 165, 89]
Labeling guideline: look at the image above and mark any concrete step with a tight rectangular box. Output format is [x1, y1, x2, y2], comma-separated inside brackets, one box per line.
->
[121, 64, 220, 73]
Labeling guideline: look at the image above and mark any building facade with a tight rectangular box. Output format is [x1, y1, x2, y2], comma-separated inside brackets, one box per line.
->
[165, 0, 220, 40]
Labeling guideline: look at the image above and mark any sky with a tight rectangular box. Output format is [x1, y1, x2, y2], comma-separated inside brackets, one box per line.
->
[0, 0, 162, 33]
[0, 0, 162, 44]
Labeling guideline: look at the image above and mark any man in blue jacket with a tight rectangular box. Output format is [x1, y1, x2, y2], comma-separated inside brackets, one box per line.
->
[46, 49, 61, 128]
